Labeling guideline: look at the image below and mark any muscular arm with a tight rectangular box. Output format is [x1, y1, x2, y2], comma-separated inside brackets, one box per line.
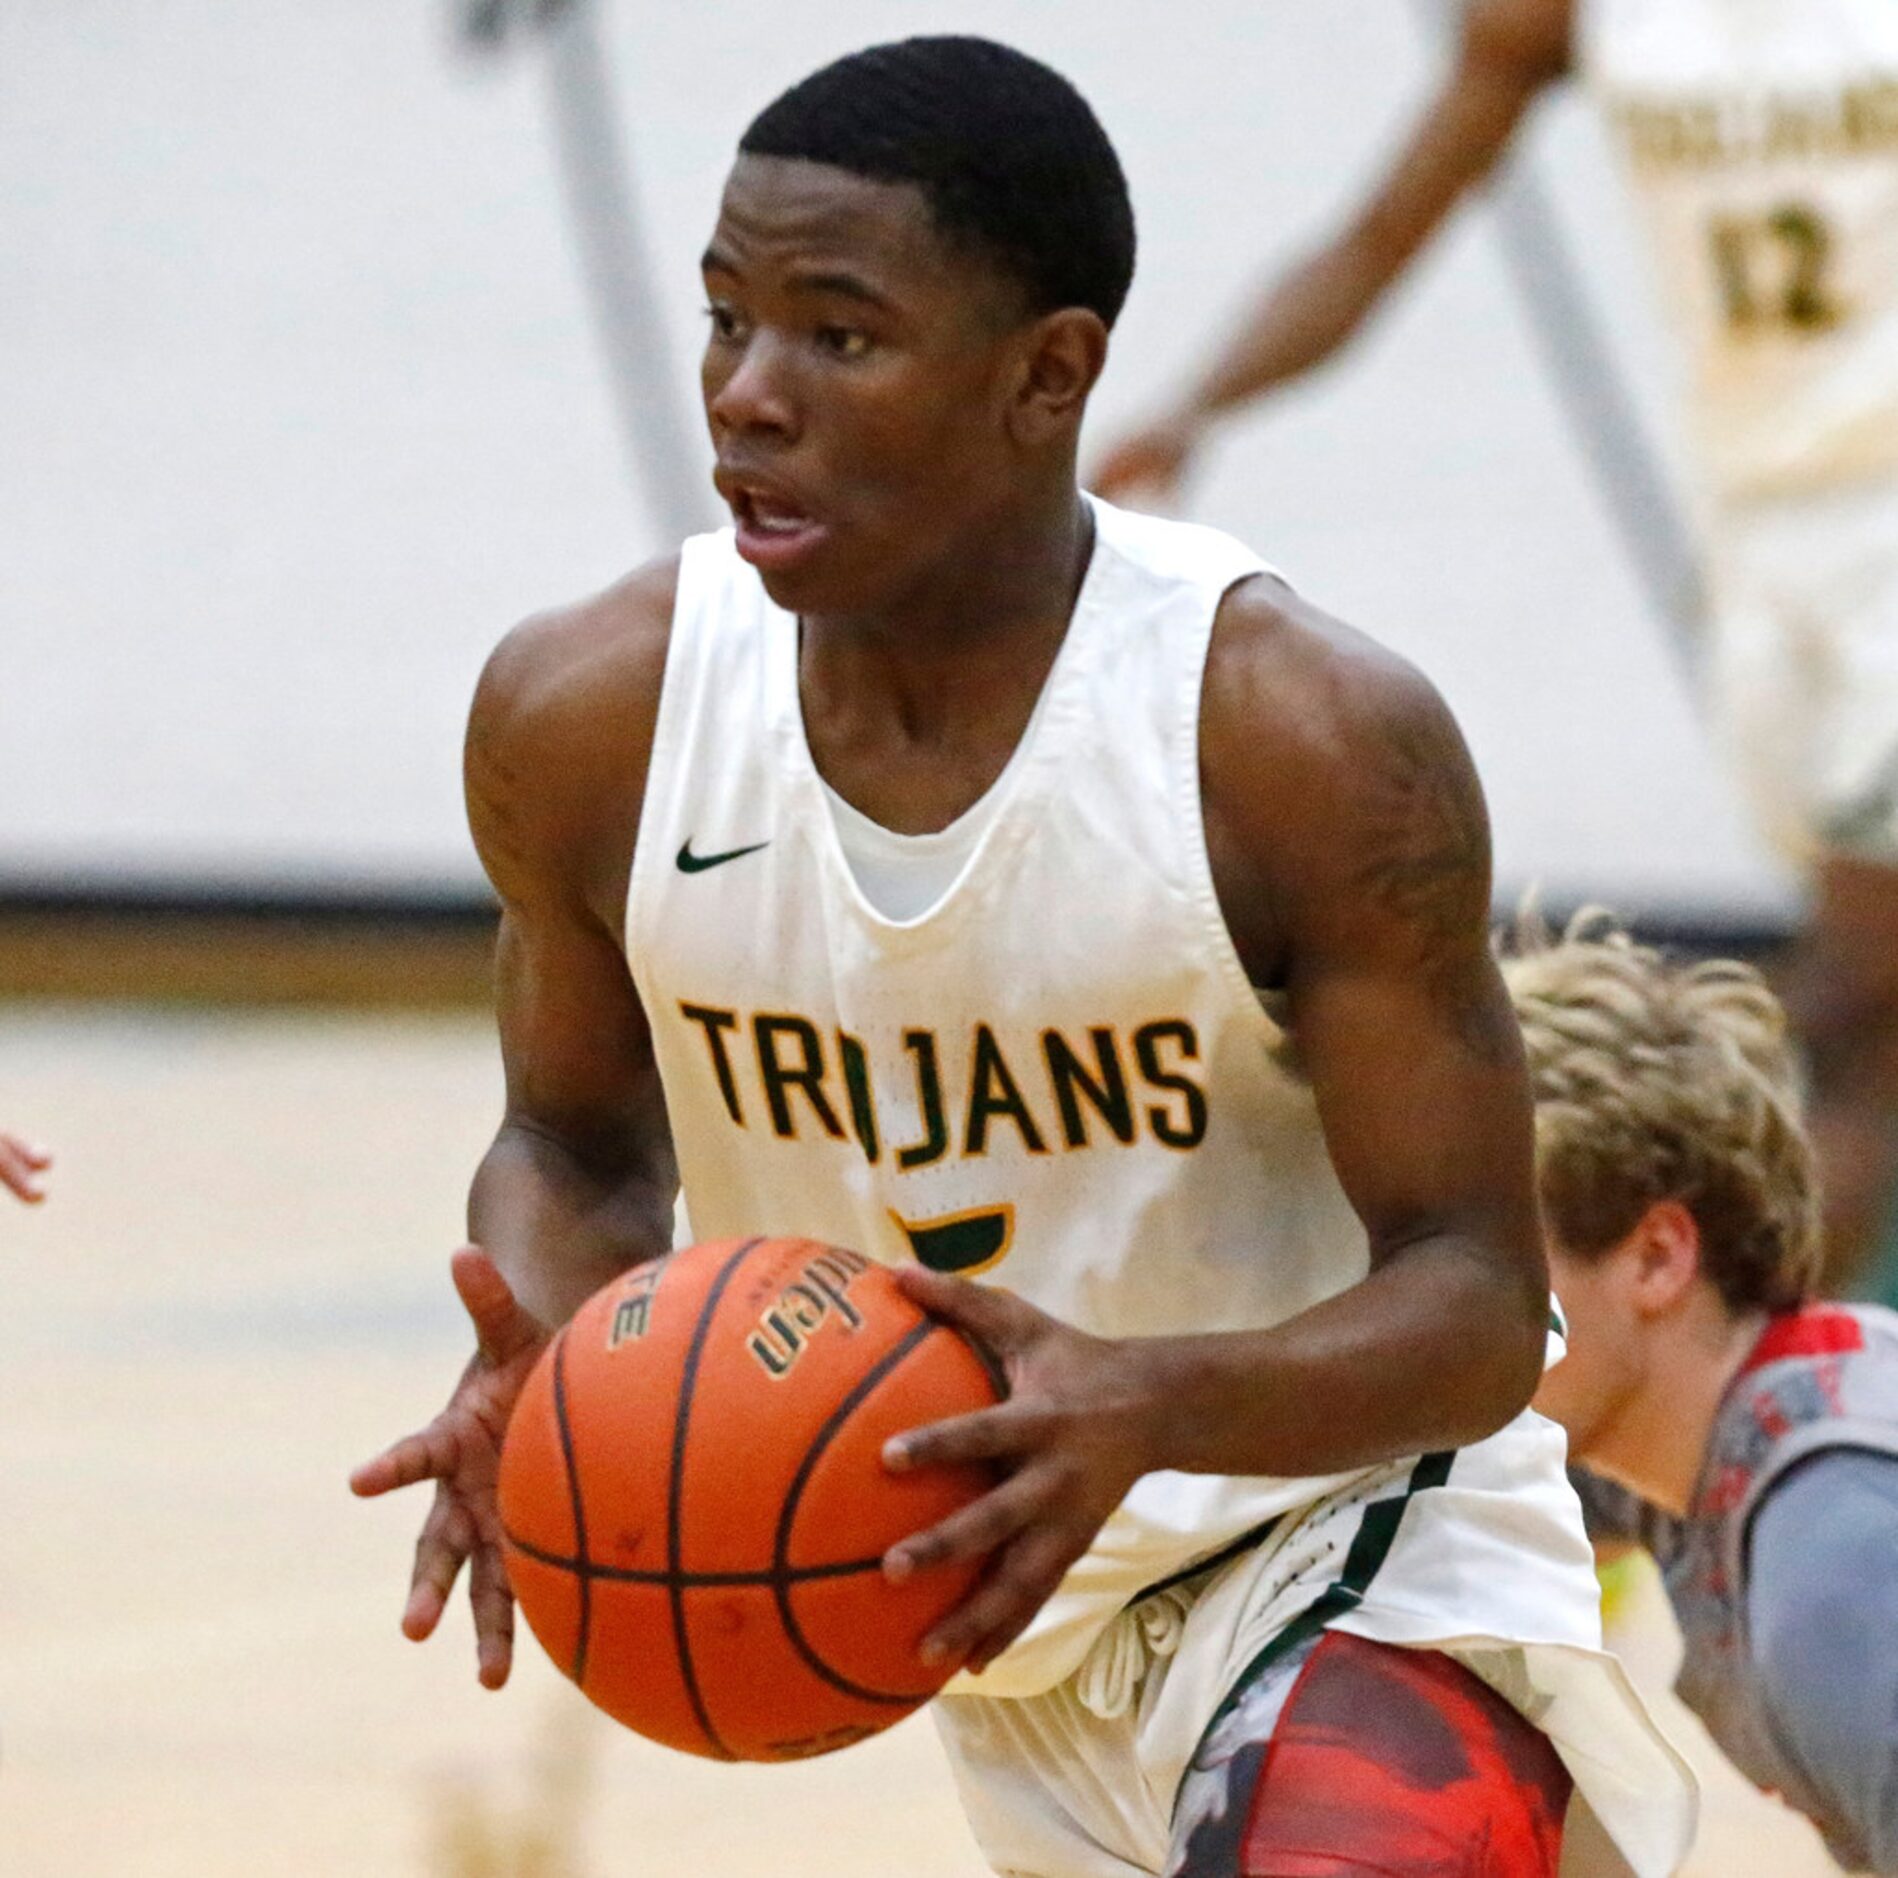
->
[348, 559, 680, 1686]
[1093, 0, 1572, 497]
[1748, 1451, 1898, 1872]
[885, 584, 1548, 1664]
[1142, 582, 1547, 1474]
[463, 574, 680, 1326]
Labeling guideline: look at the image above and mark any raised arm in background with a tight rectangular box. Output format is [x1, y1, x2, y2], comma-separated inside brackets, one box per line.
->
[1091, 0, 1573, 502]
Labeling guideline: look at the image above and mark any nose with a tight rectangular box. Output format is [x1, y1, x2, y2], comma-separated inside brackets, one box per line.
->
[706, 329, 799, 444]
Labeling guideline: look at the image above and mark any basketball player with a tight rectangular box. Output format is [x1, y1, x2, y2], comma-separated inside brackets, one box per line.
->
[0, 1130, 50, 1204]
[1095, 0, 1898, 1285]
[1504, 914, 1898, 1874]
[352, 38, 1692, 1876]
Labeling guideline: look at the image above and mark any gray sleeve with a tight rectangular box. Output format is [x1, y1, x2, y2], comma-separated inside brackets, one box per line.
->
[1747, 1450, 1898, 1873]
[1569, 1465, 1648, 1546]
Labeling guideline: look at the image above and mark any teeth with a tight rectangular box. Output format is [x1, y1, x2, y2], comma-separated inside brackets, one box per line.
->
[747, 494, 807, 532]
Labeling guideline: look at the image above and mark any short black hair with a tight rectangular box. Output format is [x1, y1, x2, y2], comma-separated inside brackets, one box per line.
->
[739, 36, 1135, 328]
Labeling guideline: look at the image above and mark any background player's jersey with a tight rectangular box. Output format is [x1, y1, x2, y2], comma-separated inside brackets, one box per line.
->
[1578, 1302, 1898, 1868]
[1580, 0, 1898, 501]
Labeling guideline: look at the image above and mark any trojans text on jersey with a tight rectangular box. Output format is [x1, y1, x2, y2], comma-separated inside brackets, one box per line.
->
[674, 1002, 1210, 1166]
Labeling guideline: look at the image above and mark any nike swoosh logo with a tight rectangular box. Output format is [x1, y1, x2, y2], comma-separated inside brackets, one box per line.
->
[676, 837, 770, 874]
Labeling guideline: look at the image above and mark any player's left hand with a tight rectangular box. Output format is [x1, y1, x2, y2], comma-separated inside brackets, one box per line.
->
[881, 1266, 1160, 1675]
[348, 1247, 550, 1688]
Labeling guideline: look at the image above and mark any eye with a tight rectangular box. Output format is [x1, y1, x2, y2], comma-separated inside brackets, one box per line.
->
[703, 301, 746, 343]
[815, 325, 871, 360]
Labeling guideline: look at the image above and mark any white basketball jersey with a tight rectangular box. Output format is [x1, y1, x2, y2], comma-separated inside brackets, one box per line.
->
[632, 495, 1543, 1647]
[630, 502, 1369, 1348]
[1580, 0, 1898, 500]
[624, 502, 1693, 1870]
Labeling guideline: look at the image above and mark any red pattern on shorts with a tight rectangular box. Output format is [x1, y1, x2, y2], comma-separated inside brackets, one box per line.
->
[1238, 1632, 1571, 1877]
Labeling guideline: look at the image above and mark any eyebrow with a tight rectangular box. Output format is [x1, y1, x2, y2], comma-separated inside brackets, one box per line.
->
[700, 248, 896, 313]
[784, 270, 895, 310]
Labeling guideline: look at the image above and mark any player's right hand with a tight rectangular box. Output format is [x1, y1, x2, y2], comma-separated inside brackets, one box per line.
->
[0, 1131, 51, 1204]
[349, 1246, 549, 1689]
[1089, 413, 1201, 505]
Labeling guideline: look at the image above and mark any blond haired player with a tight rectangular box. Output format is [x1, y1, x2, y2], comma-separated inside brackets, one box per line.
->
[1, 1131, 50, 1204]
[1097, 0, 1898, 1281]
[1504, 915, 1898, 1872]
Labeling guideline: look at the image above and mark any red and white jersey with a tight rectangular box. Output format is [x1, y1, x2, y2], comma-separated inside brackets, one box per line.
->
[1580, 0, 1898, 500]
[1580, 1301, 1898, 1870]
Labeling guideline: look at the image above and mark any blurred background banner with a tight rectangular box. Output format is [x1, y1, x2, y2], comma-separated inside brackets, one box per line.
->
[0, 0, 1794, 933]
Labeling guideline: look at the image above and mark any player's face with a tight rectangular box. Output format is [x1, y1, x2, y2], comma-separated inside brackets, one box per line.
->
[701, 155, 1034, 615]
[1534, 1238, 1648, 1462]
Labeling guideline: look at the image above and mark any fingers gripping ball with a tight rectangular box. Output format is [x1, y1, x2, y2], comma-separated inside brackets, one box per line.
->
[498, 1236, 1005, 1761]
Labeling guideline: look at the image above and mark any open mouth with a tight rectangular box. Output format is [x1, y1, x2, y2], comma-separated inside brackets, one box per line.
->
[739, 489, 810, 535]
[727, 483, 829, 572]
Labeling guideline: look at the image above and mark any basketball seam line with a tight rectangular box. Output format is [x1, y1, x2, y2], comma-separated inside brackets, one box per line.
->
[771, 1317, 961, 1707]
[500, 1526, 893, 1587]
[549, 1327, 592, 1687]
[953, 1322, 1011, 1402]
[666, 1237, 762, 1762]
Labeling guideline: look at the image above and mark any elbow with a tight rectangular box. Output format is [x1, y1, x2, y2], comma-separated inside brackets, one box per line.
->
[1432, 1221, 1551, 1439]
[1452, 1345, 1541, 1450]
[1370, 1220, 1550, 1445]
[1496, 1317, 1547, 1425]
[1462, 1277, 1547, 1440]
[1501, 1261, 1551, 1405]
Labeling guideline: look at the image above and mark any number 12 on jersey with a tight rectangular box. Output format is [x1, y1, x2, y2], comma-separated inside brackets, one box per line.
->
[1709, 203, 1846, 334]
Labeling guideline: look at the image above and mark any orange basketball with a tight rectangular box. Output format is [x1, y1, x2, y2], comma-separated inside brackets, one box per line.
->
[498, 1235, 1005, 1761]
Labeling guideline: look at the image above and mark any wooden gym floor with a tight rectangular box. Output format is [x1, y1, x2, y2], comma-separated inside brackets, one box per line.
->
[0, 955, 1845, 1876]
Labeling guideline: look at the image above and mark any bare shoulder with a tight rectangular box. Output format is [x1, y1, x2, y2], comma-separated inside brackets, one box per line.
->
[1203, 575, 1492, 972]
[467, 555, 680, 917]
[474, 555, 678, 752]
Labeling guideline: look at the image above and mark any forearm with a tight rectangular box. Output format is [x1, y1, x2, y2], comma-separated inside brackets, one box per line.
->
[468, 1119, 675, 1329]
[1182, 237, 1397, 422]
[1135, 1235, 1545, 1479]
[1181, 50, 1547, 429]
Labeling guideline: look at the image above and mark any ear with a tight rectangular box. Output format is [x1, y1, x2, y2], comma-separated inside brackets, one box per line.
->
[1007, 308, 1109, 447]
[1624, 1199, 1703, 1317]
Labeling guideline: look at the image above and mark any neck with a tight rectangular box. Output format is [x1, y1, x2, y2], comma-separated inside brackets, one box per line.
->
[1589, 1297, 1768, 1516]
[802, 485, 1093, 738]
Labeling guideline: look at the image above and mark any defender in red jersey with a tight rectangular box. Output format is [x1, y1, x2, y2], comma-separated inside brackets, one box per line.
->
[1508, 915, 1898, 1873]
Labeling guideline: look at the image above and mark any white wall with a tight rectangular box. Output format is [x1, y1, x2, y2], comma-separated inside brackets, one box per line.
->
[0, 0, 1795, 921]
